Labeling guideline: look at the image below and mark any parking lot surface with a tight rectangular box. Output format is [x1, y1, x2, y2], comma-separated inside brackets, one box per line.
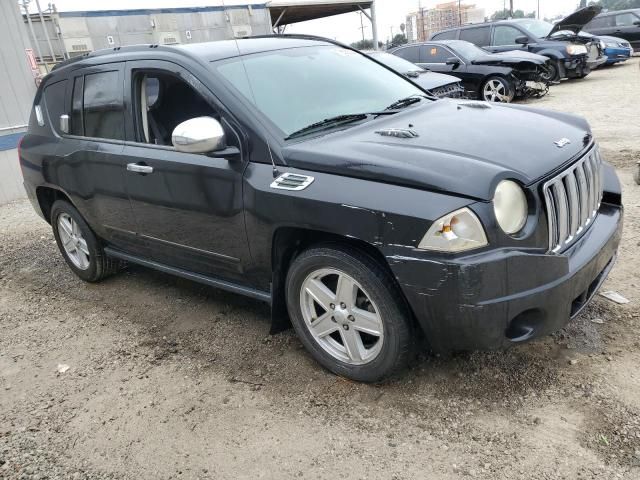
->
[1, 59, 640, 480]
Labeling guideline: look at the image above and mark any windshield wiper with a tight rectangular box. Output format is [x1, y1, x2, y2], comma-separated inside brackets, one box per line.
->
[285, 113, 374, 140]
[384, 94, 427, 111]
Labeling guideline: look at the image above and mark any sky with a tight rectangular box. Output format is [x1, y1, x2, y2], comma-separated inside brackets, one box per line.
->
[28, 0, 583, 45]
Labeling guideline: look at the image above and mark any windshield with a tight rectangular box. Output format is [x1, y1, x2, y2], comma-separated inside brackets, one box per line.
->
[368, 51, 424, 74]
[512, 19, 554, 38]
[447, 41, 489, 60]
[212, 46, 424, 137]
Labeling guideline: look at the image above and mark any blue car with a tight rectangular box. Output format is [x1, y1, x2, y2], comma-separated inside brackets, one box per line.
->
[599, 35, 633, 64]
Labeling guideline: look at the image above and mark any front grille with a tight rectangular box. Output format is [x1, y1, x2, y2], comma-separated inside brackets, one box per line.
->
[431, 83, 465, 99]
[543, 146, 603, 253]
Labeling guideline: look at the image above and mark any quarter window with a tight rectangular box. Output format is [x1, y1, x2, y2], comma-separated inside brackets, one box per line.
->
[83, 71, 124, 140]
[459, 26, 491, 46]
[420, 45, 452, 63]
[394, 45, 420, 63]
[493, 26, 524, 46]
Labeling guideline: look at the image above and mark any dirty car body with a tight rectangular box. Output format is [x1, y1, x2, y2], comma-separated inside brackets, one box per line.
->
[19, 36, 623, 381]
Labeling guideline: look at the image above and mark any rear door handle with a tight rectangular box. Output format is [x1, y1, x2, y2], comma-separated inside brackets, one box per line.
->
[127, 163, 153, 174]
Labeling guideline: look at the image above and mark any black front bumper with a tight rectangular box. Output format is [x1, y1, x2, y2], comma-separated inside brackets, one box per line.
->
[389, 202, 623, 353]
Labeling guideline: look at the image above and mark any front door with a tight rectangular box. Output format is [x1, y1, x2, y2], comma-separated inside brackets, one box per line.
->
[122, 60, 251, 282]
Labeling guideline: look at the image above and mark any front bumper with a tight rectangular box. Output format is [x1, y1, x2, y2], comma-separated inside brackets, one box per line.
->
[604, 47, 632, 63]
[389, 201, 623, 353]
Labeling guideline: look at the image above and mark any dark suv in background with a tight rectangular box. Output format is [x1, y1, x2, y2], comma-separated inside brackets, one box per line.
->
[431, 6, 606, 81]
[584, 9, 640, 50]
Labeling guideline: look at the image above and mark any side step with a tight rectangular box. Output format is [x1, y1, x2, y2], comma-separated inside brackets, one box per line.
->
[104, 247, 271, 304]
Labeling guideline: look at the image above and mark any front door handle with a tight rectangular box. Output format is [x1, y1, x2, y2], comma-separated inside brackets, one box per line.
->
[127, 163, 154, 174]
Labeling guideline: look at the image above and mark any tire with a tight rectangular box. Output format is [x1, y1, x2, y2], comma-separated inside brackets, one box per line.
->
[285, 245, 413, 383]
[51, 200, 120, 282]
[480, 76, 515, 103]
[541, 60, 560, 82]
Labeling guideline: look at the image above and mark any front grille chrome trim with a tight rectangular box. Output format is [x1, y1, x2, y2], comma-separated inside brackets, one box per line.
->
[543, 146, 603, 253]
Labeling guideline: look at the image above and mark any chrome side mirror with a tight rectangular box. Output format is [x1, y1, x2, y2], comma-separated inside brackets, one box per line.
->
[171, 116, 226, 154]
[60, 114, 70, 134]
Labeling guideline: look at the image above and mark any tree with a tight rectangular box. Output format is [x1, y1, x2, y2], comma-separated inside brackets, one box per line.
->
[491, 9, 536, 20]
[350, 39, 384, 50]
[392, 33, 407, 46]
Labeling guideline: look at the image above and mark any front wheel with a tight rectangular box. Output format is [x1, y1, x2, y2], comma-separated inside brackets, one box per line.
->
[286, 245, 413, 383]
[541, 60, 560, 82]
[481, 77, 515, 103]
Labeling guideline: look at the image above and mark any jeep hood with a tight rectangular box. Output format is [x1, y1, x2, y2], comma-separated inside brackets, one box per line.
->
[548, 6, 602, 36]
[282, 100, 592, 201]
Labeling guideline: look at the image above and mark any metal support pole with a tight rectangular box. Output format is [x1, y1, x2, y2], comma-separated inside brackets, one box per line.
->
[34, 0, 57, 64]
[370, 0, 379, 51]
[22, 1, 48, 73]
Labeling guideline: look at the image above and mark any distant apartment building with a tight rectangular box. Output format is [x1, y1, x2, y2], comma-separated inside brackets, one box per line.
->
[406, 2, 485, 42]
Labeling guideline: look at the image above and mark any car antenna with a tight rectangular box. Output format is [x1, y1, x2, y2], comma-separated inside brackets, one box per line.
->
[223, 0, 279, 178]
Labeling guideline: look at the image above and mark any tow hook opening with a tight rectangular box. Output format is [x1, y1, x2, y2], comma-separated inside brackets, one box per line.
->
[505, 309, 545, 343]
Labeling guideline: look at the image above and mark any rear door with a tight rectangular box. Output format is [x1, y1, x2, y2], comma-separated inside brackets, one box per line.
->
[55, 64, 142, 254]
[121, 60, 251, 282]
[612, 12, 640, 47]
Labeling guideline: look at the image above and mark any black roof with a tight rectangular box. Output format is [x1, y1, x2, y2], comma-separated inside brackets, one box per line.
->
[596, 8, 640, 16]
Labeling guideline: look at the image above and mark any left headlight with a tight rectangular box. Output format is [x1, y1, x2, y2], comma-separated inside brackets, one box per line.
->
[493, 180, 528, 235]
[566, 44, 588, 55]
[418, 207, 488, 253]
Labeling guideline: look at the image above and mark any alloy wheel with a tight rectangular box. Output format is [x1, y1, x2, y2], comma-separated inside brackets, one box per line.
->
[57, 213, 90, 270]
[483, 79, 511, 102]
[300, 268, 384, 365]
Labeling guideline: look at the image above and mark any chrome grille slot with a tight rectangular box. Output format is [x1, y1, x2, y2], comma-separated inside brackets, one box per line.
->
[543, 146, 603, 253]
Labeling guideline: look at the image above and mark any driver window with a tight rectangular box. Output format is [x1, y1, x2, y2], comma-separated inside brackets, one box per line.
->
[135, 72, 219, 146]
[493, 26, 523, 46]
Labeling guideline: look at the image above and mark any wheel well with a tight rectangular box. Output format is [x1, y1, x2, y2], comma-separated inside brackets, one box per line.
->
[36, 187, 72, 224]
[269, 227, 406, 334]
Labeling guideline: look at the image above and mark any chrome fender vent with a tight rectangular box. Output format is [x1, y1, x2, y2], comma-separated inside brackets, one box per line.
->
[375, 128, 419, 138]
[270, 172, 315, 191]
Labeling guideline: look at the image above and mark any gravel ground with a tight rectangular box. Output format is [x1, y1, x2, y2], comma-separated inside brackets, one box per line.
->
[1, 59, 640, 480]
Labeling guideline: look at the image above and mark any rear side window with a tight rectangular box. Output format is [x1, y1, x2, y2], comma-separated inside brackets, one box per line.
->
[493, 25, 524, 46]
[459, 26, 491, 46]
[71, 76, 84, 136]
[420, 45, 451, 63]
[431, 30, 458, 40]
[615, 13, 640, 26]
[43, 80, 67, 133]
[83, 71, 124, 140]
[394, 45, 420, 63]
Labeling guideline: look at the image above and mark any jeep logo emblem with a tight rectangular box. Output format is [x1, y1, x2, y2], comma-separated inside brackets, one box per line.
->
[554, 138, 571, 148]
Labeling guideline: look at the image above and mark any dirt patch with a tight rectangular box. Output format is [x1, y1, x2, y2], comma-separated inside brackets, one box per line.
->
[1, 60, 640, 479]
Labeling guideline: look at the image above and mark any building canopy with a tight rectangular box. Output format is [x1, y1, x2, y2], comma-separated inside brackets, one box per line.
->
[268, 0, 373, 27]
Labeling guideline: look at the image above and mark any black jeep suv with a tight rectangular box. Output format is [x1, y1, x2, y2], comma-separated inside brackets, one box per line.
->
[19, 36, 622, 382]
[431, 6, 607, 81]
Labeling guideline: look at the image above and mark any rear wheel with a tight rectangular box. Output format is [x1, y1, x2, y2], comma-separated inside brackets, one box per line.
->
[481, 76, 515, 103]
[51, 200, 120, 282]
[286, 245, 413, 383]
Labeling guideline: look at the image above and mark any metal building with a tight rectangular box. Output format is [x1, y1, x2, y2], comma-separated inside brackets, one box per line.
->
[0, 1, 37, 204]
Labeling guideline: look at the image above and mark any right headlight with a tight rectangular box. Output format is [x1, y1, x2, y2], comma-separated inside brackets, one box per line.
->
[566, 44, 588, 55]
[493, 180, 528, 235]
[418, 207, 488, 253]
